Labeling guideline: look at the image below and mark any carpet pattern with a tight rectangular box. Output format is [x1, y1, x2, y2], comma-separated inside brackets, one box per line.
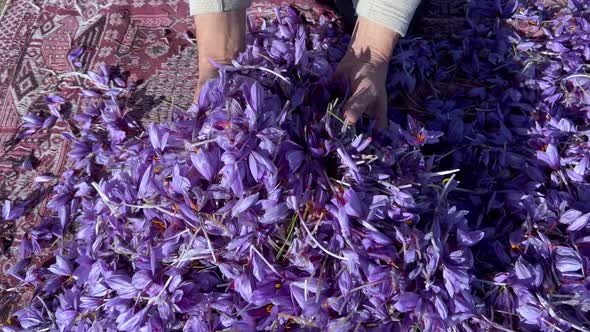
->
[0, 0, 465, 322]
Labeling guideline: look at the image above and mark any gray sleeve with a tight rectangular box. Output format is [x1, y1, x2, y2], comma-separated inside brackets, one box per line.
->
[355, 0, 421, 36]
[189, 0, 252, 16]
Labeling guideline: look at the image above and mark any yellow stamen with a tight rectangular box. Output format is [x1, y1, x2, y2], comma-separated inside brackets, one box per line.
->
[417, 132, 426, 142]
[189, 199, 199, 211]
[152, 219, 166, 230]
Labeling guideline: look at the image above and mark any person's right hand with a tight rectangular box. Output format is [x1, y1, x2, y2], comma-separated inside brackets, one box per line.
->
[334, 17, 399, 129]
[193, 10, 247, 103]
[335, 48, 390, 128]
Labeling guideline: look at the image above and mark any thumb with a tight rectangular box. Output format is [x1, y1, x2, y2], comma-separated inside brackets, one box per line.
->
[342, 88, 369, 125]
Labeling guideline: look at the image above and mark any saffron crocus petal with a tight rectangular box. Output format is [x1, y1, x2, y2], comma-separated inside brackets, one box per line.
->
[118, 308, 147, 331]
[108, 126, 126, 144]
[22, 113, 44, 126]
[105, 273, 138, 298]
[344, 189, 364, 218]
[3, 200, 24, 221]
[131, 270, 153, 290]
[114, 77, 126, 87]
[16, 307, 45, 329]
[337, 148, 360, 177]
[514, 257, 536, 282]
[184, 316, 209, 332]
[232, 193, 259, 217]
[457, 229, 485, 246]
[560, 209, 582, 225]
[8, 258, 30, 282]
[536, 144, 560, 170]
[172, 165, 191, 193]
[338, 270, 352, 296]
[45, 94, 65, 104]
[574, 156, 588, 175]
[48, 256, 74, 277]
[394, 292, 420, 312]
[434, 296, 448, 319]
[149, 123, 161, 151]
[82, 89, 102, 98]
[566, 212, 590, 232]
[234, 272, 253, 302]
[67, 47, 84, 62]
[48, 104, 62, 118]
[554, 246, 582, 273]
[366, 230, 393, 245]
[191, 148, 219, 182]
[259, 203, 289, 224]
[285, 148, 305, 172]
[42, 115, 57, 129]
[87, 70, 108, 86]
[34, 174, 54, 183]
[2, 200, 12, 220]
[138, 165, 153, 199]
[295, 35, 307, 65]
[248, 82, 264, 112]
[55, 308, 77, 330]
[249, 150, 277, 180]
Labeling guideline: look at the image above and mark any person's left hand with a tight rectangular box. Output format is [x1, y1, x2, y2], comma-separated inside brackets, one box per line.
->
[195, 62, 221, 101]
[193, 10, 246, 103]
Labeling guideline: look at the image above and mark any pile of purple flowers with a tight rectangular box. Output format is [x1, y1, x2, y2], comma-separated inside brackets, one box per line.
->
[2, 1, 589, 331]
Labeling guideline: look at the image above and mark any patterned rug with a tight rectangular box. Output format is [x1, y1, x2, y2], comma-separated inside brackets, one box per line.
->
[0, 0, 466, 322]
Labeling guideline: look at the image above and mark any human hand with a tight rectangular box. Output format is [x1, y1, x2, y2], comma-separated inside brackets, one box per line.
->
[193, 10, 247, 103]
[195, 61, 220, 102]
[335, 17, 399, 128]
[335, 49, 390, 128]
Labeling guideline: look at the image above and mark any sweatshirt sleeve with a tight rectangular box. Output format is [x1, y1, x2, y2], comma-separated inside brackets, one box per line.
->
[355, 0, 421, 37]
[189, 0, 252, 16]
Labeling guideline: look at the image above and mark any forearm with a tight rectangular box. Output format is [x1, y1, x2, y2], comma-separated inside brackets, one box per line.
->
[194, 10, 247, 67]
[347, 16, 400, 65]
[356, 0, 421, 37]
[189, 0, 251, 16]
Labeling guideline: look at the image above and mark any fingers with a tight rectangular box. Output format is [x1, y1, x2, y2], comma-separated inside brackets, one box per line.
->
[194, 79, 210, 104]
[194, 66, 219, 104]
[342, 87, 370, 125]
[194, 82, 206, 103]
[343, 87, 388, 128]
[193, 84, 203, 104]
[333, 63, 352, 89]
